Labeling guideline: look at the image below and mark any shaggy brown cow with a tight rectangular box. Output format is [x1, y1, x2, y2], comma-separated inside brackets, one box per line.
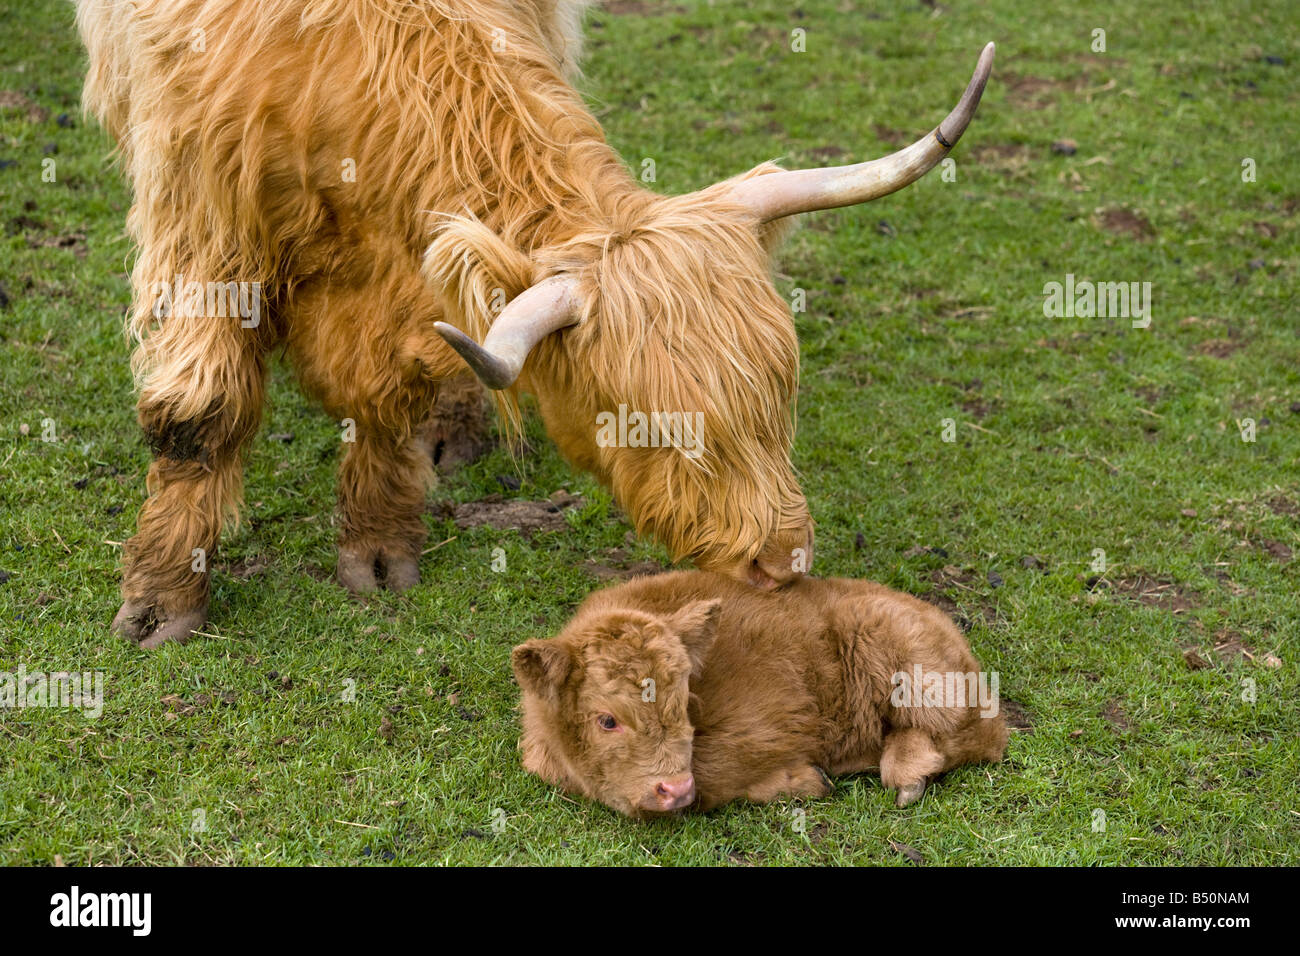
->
[78, 0, 993, 647]
[512, 570, 1007, 816]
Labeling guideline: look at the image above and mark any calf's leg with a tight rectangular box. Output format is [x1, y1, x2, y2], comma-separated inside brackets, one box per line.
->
[742, 764, 835, 804]
[880, 728, 945, 808]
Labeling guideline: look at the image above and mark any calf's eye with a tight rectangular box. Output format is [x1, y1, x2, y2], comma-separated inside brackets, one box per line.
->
[597, 714, 618, 731]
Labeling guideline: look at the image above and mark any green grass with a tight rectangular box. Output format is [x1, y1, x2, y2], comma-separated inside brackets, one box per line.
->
[1, 0, 1296, 866]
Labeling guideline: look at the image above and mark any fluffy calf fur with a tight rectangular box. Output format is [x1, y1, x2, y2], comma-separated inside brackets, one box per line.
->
[78, 0, 813, 648]
[513, 571, 1007, 816]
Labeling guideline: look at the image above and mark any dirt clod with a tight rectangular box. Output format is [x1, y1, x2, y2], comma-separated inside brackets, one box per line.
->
[433, 491, 582, 537]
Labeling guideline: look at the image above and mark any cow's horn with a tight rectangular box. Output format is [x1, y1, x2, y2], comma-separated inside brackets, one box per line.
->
[729, 42, 995, 223]
[434, 275, 583, 389]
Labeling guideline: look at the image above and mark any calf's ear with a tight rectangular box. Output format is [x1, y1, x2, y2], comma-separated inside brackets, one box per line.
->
[512, 640, 572, 699]
[664, 599, 722, 676]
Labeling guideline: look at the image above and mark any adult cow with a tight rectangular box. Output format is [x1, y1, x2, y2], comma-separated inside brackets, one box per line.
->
[77, 0, 993, 647]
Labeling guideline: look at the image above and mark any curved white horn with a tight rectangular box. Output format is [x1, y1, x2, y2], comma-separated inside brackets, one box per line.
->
[434, 275, 583, 389]
[730, 42, 995, 222]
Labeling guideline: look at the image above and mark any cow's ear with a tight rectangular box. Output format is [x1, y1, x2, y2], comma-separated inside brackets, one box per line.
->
[664, 600, 722, 676]
[511, 640, 572, 699]
[423, 215, 536, 335]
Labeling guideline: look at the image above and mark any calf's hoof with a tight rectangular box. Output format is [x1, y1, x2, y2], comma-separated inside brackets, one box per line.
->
[337, 542, 421, 595]
[112, 600, 206, 650]
[894, 781, 927, 808]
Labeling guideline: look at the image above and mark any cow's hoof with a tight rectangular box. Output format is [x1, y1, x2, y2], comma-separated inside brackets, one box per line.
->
[112, 601, 206, 650]
[894, 782, 927, 808]
[337, 543, 421, 595]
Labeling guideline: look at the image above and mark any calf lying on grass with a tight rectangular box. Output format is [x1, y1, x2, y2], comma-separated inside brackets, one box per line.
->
[512, 571, 1007, 816]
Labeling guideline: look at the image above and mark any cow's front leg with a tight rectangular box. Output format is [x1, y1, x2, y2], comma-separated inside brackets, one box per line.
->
[336, 428, 432, 594]
[114, 364, 264, 649]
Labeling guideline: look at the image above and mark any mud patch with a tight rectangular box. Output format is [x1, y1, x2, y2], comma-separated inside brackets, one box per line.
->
[1100, 699, 1130, 732]
[1265, 494, 1299, 519]
[1257, 538, 1293, 562]
[1003, 73, 1060, 110]
[0, 90, 49, 123]
[999, 699, 1033, 732]
[160, 690, 238, 717]
[1093, 206, 1155, 241]
[581, 548, 667, 581]
[1192, 338, 1242, 358]
[1211, 628, 1258, 665]
[431, 490, 581, 538]
[1111, 576, 1200, 613]
[970, 142, 1032, 174]
[872, 123, 909, 147]
[222, 555, 270, 579]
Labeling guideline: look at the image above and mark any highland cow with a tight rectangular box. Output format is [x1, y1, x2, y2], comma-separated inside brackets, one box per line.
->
[77, 0, 993, 647]
[512, 571, 1007, 816]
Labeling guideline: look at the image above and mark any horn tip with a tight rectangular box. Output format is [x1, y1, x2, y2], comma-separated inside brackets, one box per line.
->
[433, 321, 518, 390]
[937, 41, 996, 149]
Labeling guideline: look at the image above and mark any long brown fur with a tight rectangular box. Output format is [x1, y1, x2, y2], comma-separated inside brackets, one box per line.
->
[513, 571, 1008, 816]
[78, 0, 813, 646]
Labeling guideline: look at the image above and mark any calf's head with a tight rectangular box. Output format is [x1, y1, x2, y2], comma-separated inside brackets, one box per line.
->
[511, 599, 721, 817]
[431, 45, 994, 588]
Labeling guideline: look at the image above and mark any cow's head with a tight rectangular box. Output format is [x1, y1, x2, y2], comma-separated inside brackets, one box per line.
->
[427, 45, 993, 588]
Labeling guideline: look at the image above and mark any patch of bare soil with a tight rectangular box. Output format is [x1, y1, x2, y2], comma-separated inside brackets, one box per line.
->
[1111, 576, 1200, 613]
[1257, 538, 1293, 562]
[872, 123, 909, 147]
[1192, 338, 1242, 358]
[431, 490, 581, 537]
[1101, 699, 1130, 732]
[1000, 699, 1033, 732]
[1093, 206, 1155, 241]
[1003, 73, 1060, 109]
[160, 690, 238, 717]
[1265, 494, 1299, 519]
[1211, 628, 1257, 665]
[222, 555, 270, 579]
[581, 547, 667, 581]
[969, 142, 1032, 173]
[0, 90, 48, 123]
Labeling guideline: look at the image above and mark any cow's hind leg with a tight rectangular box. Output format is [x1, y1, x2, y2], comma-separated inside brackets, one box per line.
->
[113, 335, 265, 649]
[413, 372, 493, 472]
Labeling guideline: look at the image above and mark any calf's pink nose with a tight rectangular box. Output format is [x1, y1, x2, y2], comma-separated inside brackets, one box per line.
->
[654, 774, 696, 809]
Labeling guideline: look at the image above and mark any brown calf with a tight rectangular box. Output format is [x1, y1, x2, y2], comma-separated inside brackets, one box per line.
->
[513, 571, 1007, 816]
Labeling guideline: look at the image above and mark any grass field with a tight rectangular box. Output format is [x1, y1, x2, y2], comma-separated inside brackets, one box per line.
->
[1, 0, 1296, 866]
